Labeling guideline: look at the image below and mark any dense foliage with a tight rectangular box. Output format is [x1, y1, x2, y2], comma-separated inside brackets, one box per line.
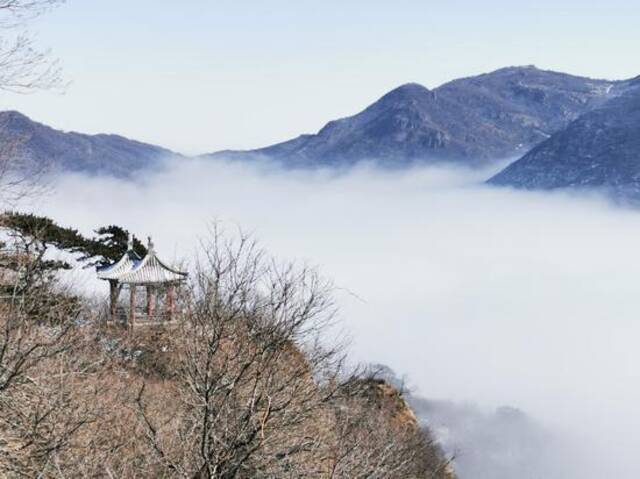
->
[1, 211, 147, 268]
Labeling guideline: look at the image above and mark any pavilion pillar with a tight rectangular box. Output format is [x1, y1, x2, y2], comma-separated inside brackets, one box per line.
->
[166, 285, 175, 321]
[147, 286, 155, 321]
[109, 280, 118, 322]
[129, 285, 136, 331]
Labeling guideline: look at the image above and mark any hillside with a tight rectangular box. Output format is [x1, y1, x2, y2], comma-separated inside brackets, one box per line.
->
[0, 215, 454, 478]
[488, 79, 640, 200]
[208, 66, 627, 167]
[0, 111, 180, 177]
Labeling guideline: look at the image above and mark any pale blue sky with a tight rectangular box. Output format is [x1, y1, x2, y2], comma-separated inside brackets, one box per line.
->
[2, 0, 639, 154]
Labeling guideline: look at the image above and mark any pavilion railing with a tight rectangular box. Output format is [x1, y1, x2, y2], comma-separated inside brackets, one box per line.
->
[108, 305, 176, 325]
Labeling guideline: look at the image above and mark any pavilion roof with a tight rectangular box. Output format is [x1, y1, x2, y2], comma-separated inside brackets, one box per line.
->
[96, 236, 187, 285]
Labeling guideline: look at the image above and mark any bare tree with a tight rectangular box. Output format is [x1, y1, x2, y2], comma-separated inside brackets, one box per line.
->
[326, 377, 456, 479]
[0, 255, 93, 477]
[135, 227, 345, 478]
[0, 221, 457, 478]
[0, 120, 50, 205]
[0, 0, 64, 204]
[132, 227, 456, 479]
[0, 0, 64, 93]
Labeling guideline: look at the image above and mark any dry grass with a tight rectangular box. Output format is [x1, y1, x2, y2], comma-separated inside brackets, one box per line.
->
[0, 226, 455, 478]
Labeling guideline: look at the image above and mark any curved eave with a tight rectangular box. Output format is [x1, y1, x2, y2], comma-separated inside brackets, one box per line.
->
[114, 251, 188, 285]
[96, 250, 141, 281]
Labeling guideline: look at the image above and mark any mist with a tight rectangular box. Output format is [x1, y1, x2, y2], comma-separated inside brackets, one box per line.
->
[26, 157, 640, 478]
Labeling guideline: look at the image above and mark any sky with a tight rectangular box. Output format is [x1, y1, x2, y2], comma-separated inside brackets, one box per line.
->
[1, 0, 639, 154]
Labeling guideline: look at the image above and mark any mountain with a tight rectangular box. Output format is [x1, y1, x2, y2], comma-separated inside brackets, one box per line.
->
[0, 111, 179, 177]
[208, 66, 627, 167]
[2, 66, 635, 177]
[488, 79, 640, 199]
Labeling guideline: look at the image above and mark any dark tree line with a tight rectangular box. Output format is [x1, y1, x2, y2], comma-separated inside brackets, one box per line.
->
[0, 211, 147, 319]
[1, 211, 147, 268]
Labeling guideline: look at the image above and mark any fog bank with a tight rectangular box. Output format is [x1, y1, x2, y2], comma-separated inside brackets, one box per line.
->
[27, 157, 640, 478]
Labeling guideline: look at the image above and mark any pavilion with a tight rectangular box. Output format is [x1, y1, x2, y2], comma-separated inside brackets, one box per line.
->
[96, 236, 187, 328]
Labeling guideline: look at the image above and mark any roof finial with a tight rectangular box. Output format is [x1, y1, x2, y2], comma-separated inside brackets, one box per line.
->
[127, 233, 134, 251]
[147, 236, 155, 252]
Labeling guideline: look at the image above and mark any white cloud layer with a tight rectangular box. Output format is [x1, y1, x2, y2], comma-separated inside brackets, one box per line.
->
[26, 158, 640, 478]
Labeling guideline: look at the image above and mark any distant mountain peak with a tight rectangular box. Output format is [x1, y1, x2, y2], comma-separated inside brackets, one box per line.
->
[487, 85, 640, 200]
[208, 67, 625, 167]
[2, 110, 30, 119]
[0, 110, 180, 177]
[495, 64, 539, 73]
[4, 66, 637, 181]
[385, 82, 431, 95]
[0, 110, 38, 129]
[376, 82, 434, 106]
[369, 83, 434, 113]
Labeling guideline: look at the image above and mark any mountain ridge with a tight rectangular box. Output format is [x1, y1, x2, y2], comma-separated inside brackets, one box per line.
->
[487, 82, 640, 200]
[0, 110, 182, 177]
[207, 66, 631, 167]
[1, 66, 638, 181]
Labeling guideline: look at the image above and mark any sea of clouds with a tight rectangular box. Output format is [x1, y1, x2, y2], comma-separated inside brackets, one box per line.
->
[24, 156, 640, 478]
